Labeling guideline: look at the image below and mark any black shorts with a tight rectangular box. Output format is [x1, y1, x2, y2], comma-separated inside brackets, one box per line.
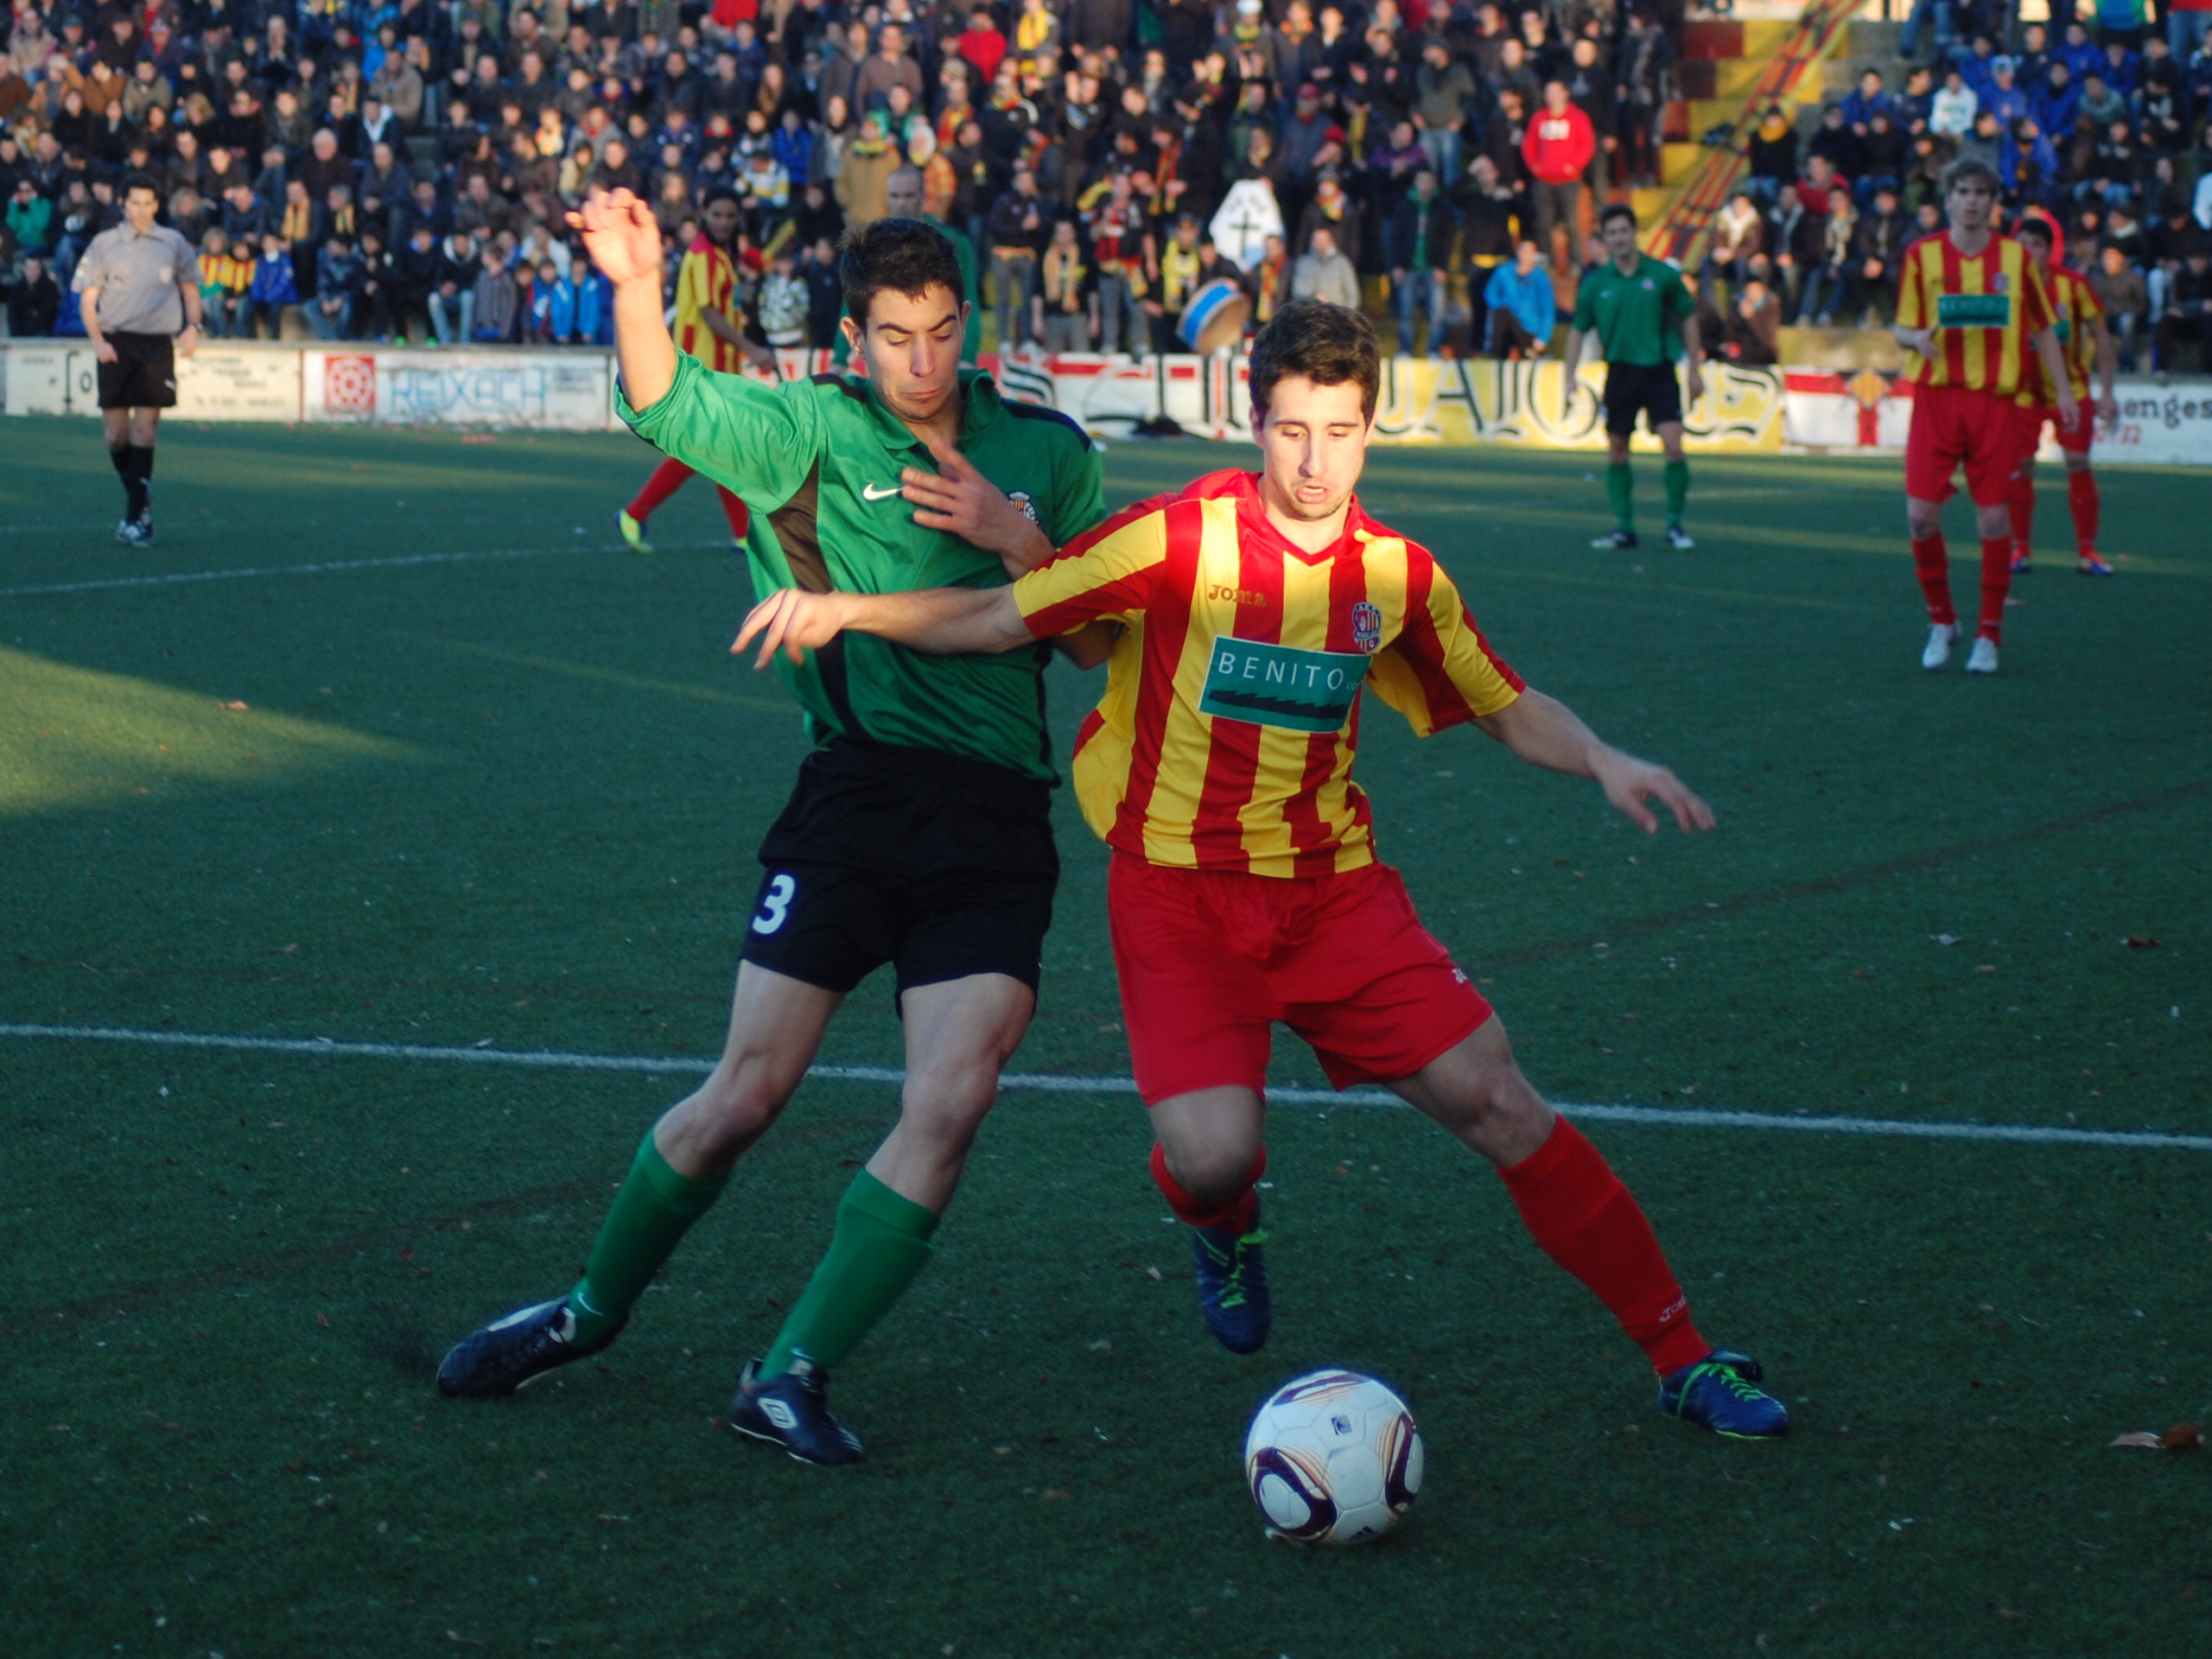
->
[741, 740, 1058, 1001]
[97, 331, 178, 410]
[1602, 361, 1682, 436]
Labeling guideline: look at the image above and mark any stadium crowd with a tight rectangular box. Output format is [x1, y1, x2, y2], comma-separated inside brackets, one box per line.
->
[0, 0, 1693, 358]
[1704, 3, 2212, 372]
[0, 0, 2207, 370]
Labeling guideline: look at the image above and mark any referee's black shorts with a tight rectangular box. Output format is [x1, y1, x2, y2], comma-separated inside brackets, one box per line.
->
[97, 331, 178, 410]
[741, 739, 1058, 1004]
[1601, 361, 1683, 437]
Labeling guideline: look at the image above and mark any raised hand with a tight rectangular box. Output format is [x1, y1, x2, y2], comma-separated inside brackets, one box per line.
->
[565, 188, 664, 289]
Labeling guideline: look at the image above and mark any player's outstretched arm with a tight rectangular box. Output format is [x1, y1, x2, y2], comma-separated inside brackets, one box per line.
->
[1474, 689, 1715, 835]
[568, 188, 678, 410]
[733, 585, 1033, 667]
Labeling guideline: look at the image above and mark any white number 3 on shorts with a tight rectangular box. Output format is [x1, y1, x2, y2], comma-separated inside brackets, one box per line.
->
[751, 873, 797, 935]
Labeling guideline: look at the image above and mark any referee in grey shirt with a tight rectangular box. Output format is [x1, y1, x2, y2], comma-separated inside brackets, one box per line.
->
[74, 173, 202, 546]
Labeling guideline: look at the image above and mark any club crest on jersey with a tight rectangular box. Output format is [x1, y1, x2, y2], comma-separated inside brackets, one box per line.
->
[1007, 489, 1039, 524]
[1990, 270, 2010, 293]
[1351, 601, 1382, 653]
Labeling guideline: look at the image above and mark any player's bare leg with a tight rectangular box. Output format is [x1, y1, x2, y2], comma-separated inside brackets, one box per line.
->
[863, 973, 1036, 1211]
[1389, 1016, 1787, 1436]
[438, 963, 840, 1400]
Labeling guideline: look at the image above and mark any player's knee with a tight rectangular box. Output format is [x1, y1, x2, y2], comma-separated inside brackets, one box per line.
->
[1157, 1139, 1258, 1206]
[894, 1065, 998, 1154]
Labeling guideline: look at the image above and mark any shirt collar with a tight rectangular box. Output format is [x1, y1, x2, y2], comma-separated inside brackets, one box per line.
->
[1219, 469, 1369, 567]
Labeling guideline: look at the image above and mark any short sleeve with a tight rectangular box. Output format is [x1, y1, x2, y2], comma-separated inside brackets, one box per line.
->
[1366, 550, 1524, 737]
[1013, 499, 1173, 636]
[1662, 265, 1694, 322]
[71, 237, 106, 295]
[1571, 271, 1597, 332]
[1046, 427, 1107, 546]
[2019, 254, 2053, 335]
[1895, 245, 1924, 329]
[2074, 274, 2104, 323]
[617, 349, 824, 512]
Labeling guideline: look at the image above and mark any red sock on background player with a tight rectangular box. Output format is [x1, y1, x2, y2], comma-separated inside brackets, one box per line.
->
[628, 457, 751, 540]
[2068, 468, 2099, 556]
[1910, 532, 1956, 624]
[1978, 535, 2012, 642]
[2009, 472, 2036, 563]
[1497, 1117, 1710, 1376]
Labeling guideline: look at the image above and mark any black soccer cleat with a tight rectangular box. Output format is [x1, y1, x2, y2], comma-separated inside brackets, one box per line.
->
[436, 1297, 624, 1398]
[729, 1354, 866, 1465]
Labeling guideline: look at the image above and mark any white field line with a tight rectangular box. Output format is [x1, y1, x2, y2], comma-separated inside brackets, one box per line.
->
[0, 539, 731, 599]
[3, 1023, 2206, 1153]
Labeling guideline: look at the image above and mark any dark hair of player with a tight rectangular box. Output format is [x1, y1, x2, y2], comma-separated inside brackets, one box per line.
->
[1941, 156, 2002, 196]
[1598, 201, 1637, 230]
[702, 185, 743, 210]
[1247, 298, 1382, 422]
[121, 171, 161, 201]
[836, 215, 965, 327]
[2013, 215, 2054, 248]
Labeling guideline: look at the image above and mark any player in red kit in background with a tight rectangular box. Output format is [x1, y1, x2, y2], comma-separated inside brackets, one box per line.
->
[2007, 215, 2117, 577]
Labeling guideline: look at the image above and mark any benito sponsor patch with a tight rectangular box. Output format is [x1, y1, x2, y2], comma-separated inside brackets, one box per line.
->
[1198, 638, 1371, 733]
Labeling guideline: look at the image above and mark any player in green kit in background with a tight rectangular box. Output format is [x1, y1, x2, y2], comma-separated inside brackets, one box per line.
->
[436, 193, 1108, 1465]
[1560, 203, 1706, 551]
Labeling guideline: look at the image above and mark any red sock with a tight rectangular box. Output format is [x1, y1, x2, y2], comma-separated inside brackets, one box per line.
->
[1149, 1141, 1265, 1236]
[626, 456, 696, 523]
[2008, 472, 2035, 556]
[2068, 469, 2100, 553]
[1497, 1118, 1708, 1376]
[1910, 533, 1955, 625]
[1977, 535, 2011, 642]
[715, 485, 750, 541]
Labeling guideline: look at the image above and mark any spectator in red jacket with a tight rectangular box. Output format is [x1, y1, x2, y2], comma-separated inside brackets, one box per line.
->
[957, 8, 1009, 88]
[1522, 79, 1596, 263]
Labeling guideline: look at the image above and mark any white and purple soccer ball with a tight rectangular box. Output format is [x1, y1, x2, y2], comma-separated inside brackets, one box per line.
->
[1243, 1370, 1423, 1547]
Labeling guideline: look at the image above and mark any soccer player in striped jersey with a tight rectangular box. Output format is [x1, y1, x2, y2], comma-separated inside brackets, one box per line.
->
[2007, 216, 2117, 577]
[736, 302, 1792, 1440]
[1891, 160, 2077, 675]
[614, 191, 773, 554]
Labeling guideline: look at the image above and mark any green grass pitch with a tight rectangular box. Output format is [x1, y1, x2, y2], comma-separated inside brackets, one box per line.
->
[3, 419, 2208, 1657]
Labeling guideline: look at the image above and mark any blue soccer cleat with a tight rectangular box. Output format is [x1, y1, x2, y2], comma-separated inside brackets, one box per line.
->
[729, 1355, 866, 1465]
[1192, 1215, 1272, 1355]
[1658, 1349, 1790, 1439]
[437, 1297, 624, 1398]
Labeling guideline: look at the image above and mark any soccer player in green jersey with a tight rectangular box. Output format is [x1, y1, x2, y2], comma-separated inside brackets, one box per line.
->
[436, 193, 1109, 1465]
[1560, 203, 1706, 551]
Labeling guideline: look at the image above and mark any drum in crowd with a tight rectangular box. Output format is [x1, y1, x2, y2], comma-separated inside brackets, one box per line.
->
[1178, 279, 1252, 355]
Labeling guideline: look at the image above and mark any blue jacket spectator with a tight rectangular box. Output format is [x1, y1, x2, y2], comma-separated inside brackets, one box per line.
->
[2031, 69, 2081, 139]
[1484, 257, 1557, 344]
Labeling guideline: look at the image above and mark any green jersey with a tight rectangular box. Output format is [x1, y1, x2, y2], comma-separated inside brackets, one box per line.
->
[1572, 254, 1694, 366]
[620, 352, 1104, 782]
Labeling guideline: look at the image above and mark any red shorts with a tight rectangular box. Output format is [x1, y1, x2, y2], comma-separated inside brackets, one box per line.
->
[1904, 383, 2020, 506]
[1107, 854, 1493, 1103]
[2012, 400, 2093, 464]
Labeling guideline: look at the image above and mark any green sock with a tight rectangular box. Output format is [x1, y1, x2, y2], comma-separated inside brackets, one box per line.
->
[566, 1132, 729, 1345]
[1605, 462, 1634, 531]
[760, 1171, 939, 1379]
[1663, 458, 1690, 527]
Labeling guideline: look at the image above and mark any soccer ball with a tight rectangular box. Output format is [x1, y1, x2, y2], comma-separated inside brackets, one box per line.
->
[1243, 1370, 1423, 1547]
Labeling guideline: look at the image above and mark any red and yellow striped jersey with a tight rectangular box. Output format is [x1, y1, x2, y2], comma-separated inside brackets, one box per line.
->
[2017, 263, 2101, 406]
[1895, 232, 2054, 398]
[672, 235, 743, 372]
[1014, 469, 1525, 878]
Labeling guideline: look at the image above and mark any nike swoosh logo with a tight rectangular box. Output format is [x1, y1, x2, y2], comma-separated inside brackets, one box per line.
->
[861, 482, 903, 500]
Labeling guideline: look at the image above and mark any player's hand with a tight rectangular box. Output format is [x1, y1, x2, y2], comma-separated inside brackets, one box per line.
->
[1590, 748, 1716, 836]
[1683, 361, 1706, 404]
[2095, 392, 2119, 429]
[732, 588, 853, 668]
[176, 322, 200, 358]
[2056, 390, 2081, 432]
[1560, 378, 1578, 421]
[565, 188, 663, 289]
[92, 337, 119, 363]
[903, 433, 1052, 575]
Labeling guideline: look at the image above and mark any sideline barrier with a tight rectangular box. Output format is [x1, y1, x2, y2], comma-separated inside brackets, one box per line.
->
[4, 339, 2206, 464]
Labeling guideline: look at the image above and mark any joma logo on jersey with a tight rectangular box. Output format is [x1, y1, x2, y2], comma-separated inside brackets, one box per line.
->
[1207, 582, 1271, 606]
[1198, 638, 1370, 734]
